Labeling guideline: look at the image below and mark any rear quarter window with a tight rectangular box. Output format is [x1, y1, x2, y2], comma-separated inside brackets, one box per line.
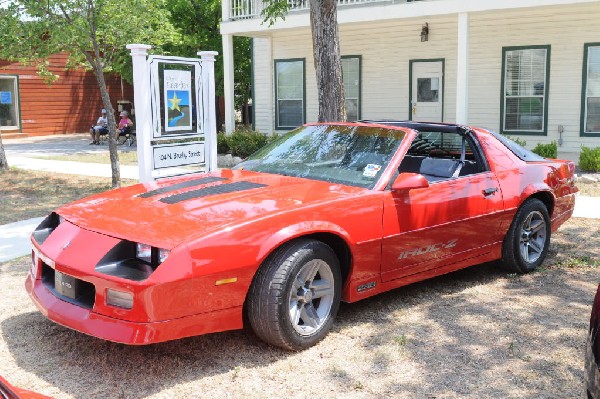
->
[486, 130, 546, 162]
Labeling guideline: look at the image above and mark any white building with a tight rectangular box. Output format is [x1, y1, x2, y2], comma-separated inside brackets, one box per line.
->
[220, 0, 600, 157]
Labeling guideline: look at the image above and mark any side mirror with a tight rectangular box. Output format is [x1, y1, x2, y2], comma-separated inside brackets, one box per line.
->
[391, 173, 429, 192]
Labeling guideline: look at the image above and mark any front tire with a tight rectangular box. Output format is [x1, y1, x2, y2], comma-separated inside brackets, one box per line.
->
[502, 198, 551, 273]
[247, 239, 342, 351]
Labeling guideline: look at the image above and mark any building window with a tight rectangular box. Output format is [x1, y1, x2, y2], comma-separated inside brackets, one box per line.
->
[342, 56, 361, 121]
[501, 46, 550, 135]
[275, 59, 305, 130]
[0, 75, 19, 129]
[582, 43, 600, 136]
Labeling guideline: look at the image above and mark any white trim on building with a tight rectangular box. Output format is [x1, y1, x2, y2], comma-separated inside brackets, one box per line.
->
[220, 0, 600, 155]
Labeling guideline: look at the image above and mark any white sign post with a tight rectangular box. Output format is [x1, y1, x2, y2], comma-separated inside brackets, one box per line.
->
[127, 44, 218, 182]
[126, 44, 153, 183]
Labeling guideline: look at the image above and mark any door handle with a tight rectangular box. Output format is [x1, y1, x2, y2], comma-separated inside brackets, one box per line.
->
[482, 187, 498, 197]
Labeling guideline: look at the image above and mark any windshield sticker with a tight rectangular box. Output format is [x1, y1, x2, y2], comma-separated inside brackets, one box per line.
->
[363, 164, 382, 178]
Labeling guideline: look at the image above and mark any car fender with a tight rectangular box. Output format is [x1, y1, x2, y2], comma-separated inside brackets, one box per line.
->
[255, 220, 353, 266]
[520, 184, 555, 210]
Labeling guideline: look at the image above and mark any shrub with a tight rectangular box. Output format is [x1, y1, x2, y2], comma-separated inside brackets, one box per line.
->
[579, 145, 600, 172]
[532, 141, 557, 159]
[217, 132, 230, 154]
[223, 128, 277, 158]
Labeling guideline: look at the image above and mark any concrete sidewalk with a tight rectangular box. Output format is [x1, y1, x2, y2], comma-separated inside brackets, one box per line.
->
[9, 155, 141, 179]
[0, 217, 45, 262]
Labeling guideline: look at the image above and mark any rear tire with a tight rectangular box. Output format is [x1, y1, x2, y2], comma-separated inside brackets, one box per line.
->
[247, 239, 342, 351]
[501, 198, 551, 273]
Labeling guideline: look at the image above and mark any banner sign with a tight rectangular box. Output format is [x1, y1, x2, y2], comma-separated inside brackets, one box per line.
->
[149, 56, 203, 139]
[153, 142, 205, 170]
[0, 92, 11, 104]
[164, 70, 192, 132]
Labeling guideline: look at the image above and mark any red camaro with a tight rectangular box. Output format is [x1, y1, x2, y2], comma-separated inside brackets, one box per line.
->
[27, 121, 577, 350]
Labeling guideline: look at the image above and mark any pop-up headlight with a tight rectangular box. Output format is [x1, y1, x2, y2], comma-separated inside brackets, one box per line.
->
[95, 241, 170, 282]
[136, 243, 170, 266]
[32, 212, 63, 244]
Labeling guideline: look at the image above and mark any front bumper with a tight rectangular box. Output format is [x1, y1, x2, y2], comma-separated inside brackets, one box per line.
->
[25, 273, 242, 345]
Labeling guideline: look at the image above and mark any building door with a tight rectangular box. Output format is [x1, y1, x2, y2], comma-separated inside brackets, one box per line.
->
[410, 60, 444, 122]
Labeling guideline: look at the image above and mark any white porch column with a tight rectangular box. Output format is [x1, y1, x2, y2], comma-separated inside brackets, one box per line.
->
[456, 12, 469, 125]
[126, 43, 153, 183]
[222, 34, 236, 134]
[198, 51, 219, 172]
[221, 0, 230, 22]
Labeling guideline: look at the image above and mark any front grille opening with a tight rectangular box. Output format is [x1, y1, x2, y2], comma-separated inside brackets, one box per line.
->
[41, 262, 95, 309]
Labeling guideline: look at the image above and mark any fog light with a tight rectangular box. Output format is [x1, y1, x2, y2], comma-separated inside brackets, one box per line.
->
[106, 289, 133, 309]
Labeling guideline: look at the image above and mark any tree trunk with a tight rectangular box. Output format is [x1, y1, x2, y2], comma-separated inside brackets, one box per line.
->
[90, 57, 121, 188]
[0, 128, 8, 170]
[309, 0, 346, 122]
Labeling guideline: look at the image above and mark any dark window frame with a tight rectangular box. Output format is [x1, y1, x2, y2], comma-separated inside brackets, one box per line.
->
[341, 55, 362, 121]
[274, 58, 306, 131]
[0, 74, 21, 131]
[581, 42, 600, 137]
[500, 45, 551, 136]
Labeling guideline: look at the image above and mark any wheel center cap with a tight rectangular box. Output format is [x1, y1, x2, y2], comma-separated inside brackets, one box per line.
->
[301, 289, 313, 303]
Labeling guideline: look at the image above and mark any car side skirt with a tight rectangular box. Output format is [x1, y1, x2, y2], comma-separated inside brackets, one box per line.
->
[343, 241, 502, 303]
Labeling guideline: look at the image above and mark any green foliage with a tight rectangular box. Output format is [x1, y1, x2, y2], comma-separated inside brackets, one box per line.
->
[579, 145, 600, 172]
[217, 133, 230, 154]
[164, 0, 252, 108]
[221, 128, 277, 158]
[531, 141, 558, 158]
[261, 0, 291, 27]
[503, 135, 527, 148]
[0, 1, 176, 82]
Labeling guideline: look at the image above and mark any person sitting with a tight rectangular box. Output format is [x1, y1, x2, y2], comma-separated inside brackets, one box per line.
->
[118, 111, 134, 136]
[90, 109, 108, 145]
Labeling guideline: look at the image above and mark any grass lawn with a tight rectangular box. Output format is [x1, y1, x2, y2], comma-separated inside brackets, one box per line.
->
[32, 151, 138, 166]
[0, 168, 135, 225]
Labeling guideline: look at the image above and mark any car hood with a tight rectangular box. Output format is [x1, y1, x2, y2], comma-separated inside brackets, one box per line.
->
[57, 169, 366, 249]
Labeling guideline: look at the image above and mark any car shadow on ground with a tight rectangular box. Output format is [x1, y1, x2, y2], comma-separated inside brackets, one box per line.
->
[1, 227, 598, 398]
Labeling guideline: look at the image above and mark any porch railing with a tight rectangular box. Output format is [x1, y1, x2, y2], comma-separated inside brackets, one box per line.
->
[229, 0, 423, 21]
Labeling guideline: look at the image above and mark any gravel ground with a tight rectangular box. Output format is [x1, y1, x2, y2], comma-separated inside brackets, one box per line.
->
[0, 218, 598, 399]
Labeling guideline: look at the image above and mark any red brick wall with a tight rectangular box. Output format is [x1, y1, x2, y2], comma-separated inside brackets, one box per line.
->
[0, 53, 133, 137]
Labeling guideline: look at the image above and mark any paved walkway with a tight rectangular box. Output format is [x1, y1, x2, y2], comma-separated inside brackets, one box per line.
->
[1, 134, 599, 262]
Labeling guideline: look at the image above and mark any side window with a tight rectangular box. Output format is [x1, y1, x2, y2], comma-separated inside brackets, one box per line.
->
[398, 130, 488, 182]
[341, 56, 361, 121]
[501, 46, 550, 136]
[581, 43, 600, 136]
[275, 59, 305, 130]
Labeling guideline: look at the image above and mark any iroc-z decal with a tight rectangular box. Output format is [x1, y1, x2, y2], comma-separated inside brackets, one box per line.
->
[398, 239, 458, 260]
[357, 281, 377, 292]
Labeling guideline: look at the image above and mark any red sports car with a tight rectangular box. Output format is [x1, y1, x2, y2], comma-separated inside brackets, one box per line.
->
[27, 121, 577, 350]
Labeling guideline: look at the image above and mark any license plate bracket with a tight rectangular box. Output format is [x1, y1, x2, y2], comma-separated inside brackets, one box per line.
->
[55, 271, 79, 299]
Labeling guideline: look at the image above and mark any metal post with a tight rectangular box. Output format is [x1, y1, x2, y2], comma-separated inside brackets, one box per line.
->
[126, 43, 153, 183]
[198, 51, 219, 172]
